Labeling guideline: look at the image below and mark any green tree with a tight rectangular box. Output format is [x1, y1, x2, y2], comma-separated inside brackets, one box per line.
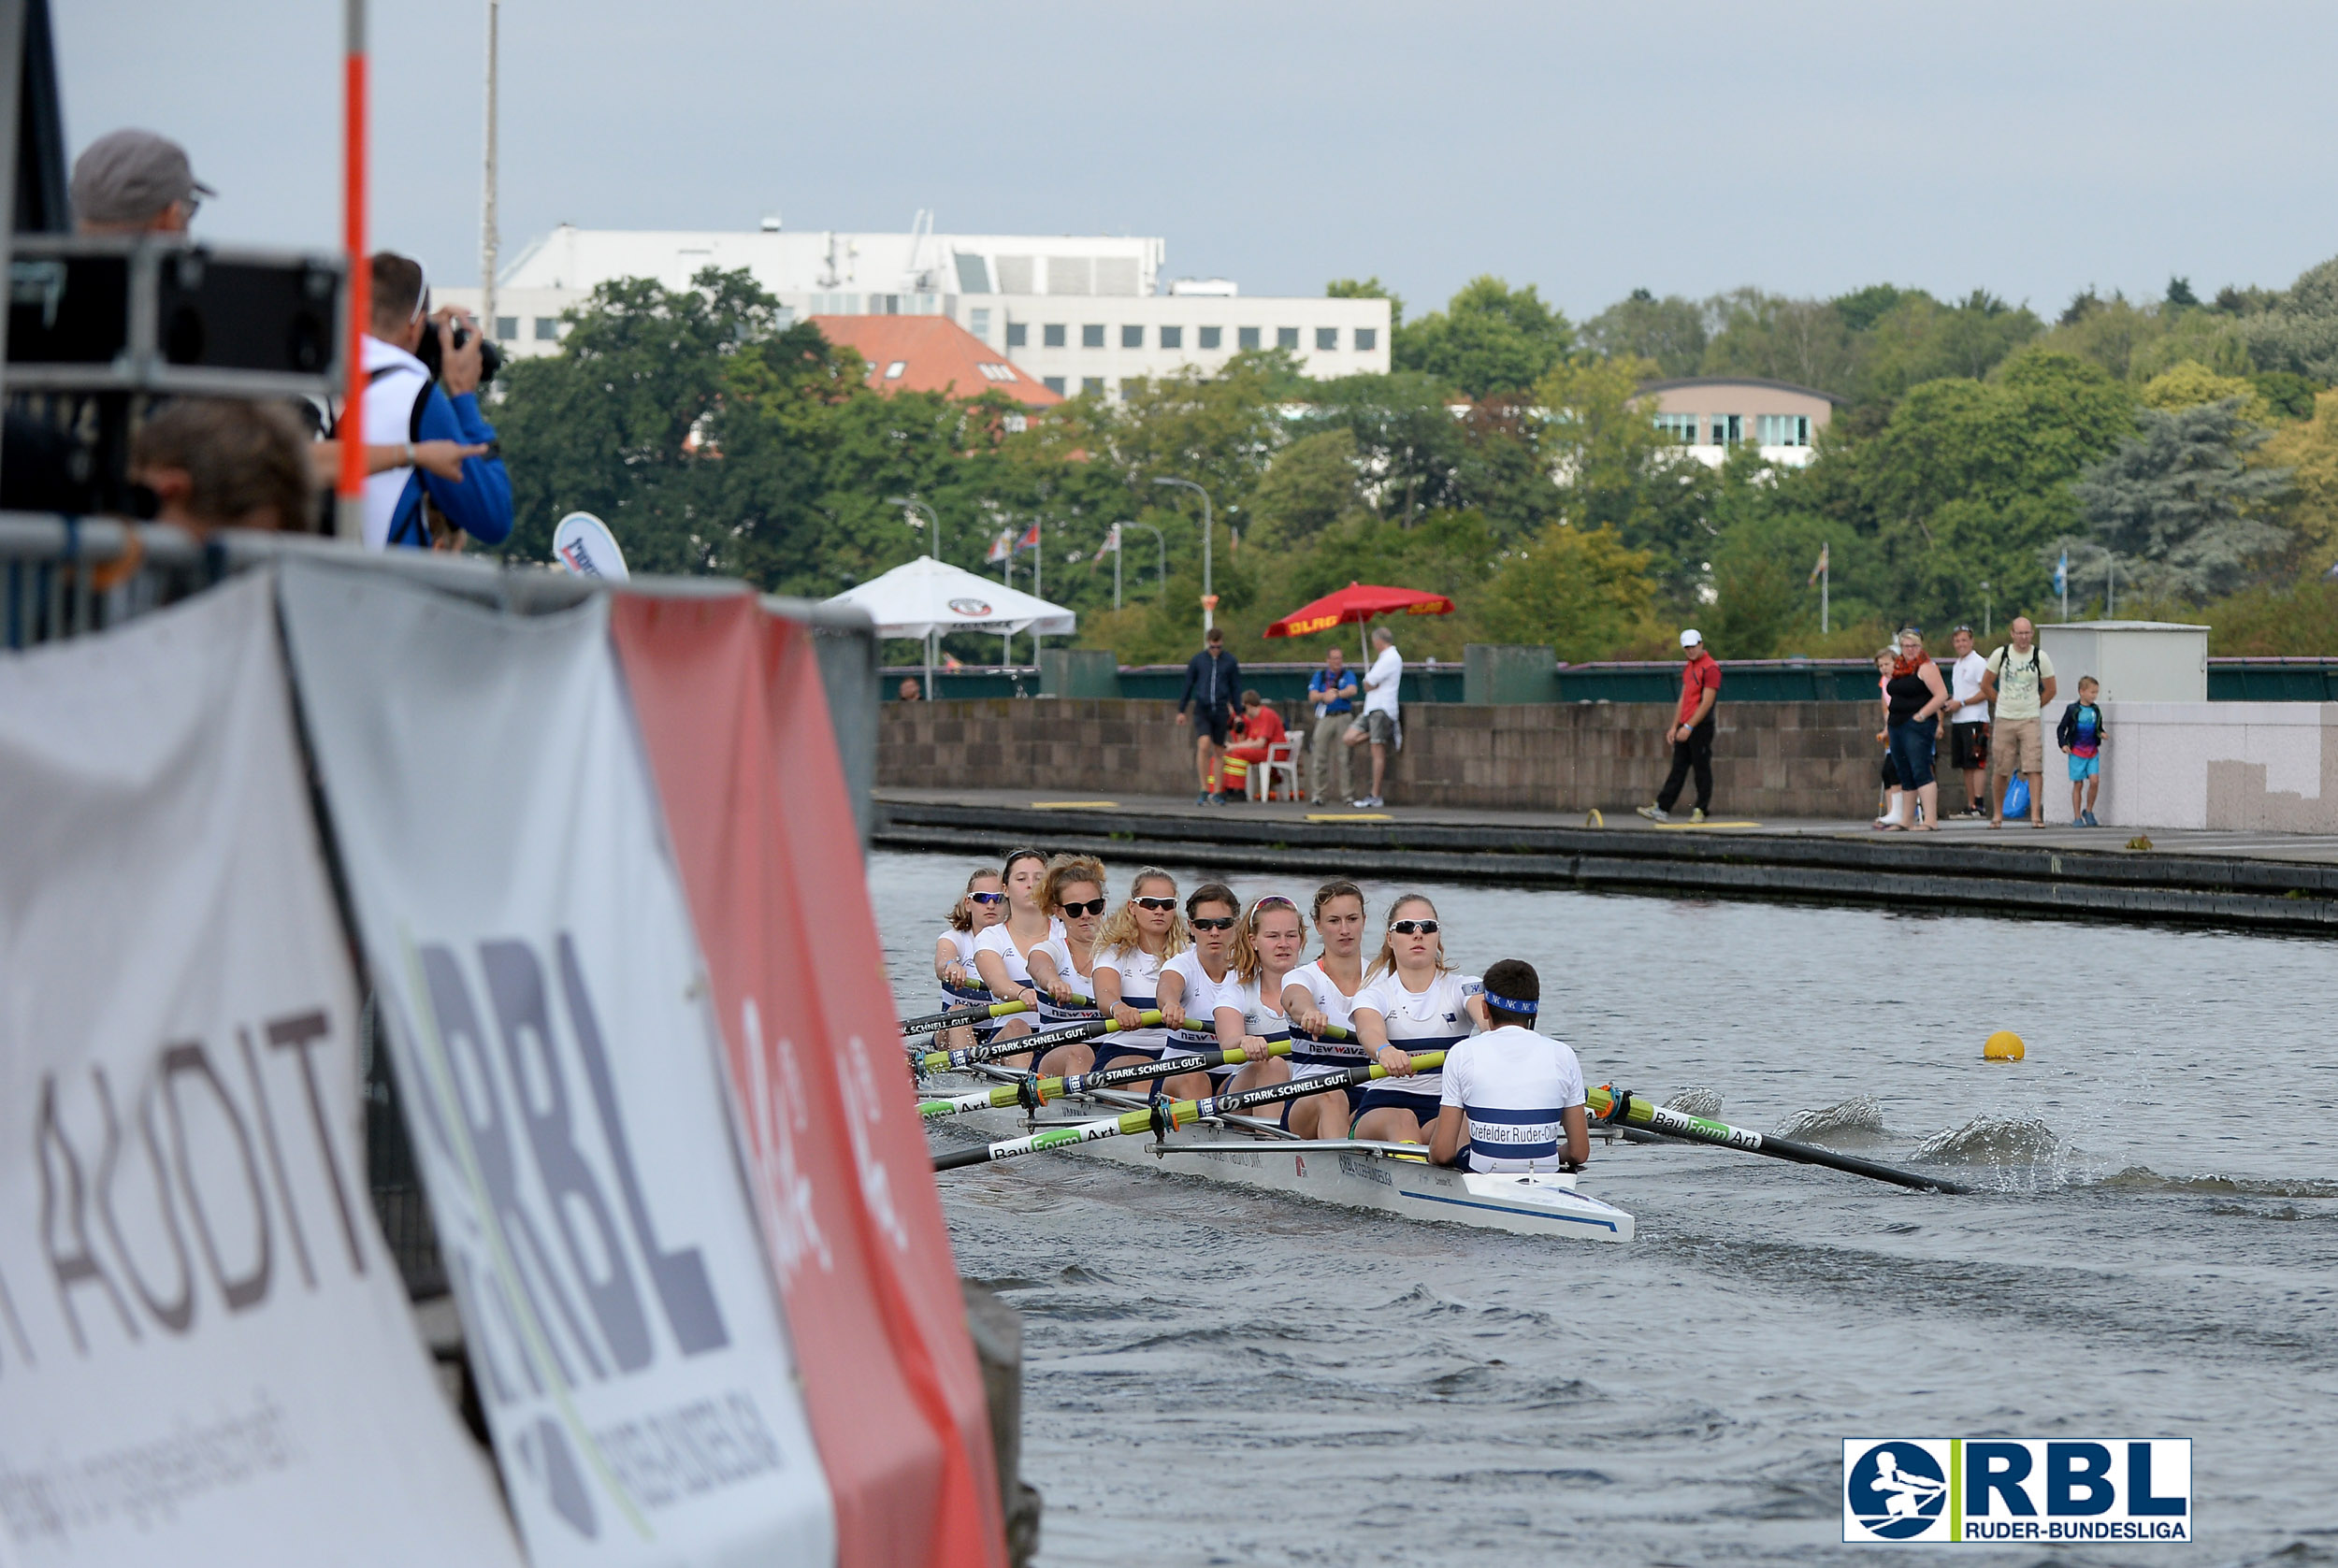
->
[1326, 276, 1404, 327]
[1395, 277, 1575, 397]
[2072, 399, 2294, 600]
[2244, 254, 2338, 381]
[1248, 427, 1364, 547]
[1477, 525, 1656, 659]
[1699, 289, 1858, 395]
[1580, 289, 1708, 377]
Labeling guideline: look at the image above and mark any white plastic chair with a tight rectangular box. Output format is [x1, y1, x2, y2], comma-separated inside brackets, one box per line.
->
[1249, 731, 1305, 801]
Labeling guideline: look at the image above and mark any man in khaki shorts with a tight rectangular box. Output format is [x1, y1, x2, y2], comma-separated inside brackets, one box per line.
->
[1980, 616, 2057, 827]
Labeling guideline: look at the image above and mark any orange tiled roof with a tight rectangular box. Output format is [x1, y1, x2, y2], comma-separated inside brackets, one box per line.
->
[809, 315, 1061, 408]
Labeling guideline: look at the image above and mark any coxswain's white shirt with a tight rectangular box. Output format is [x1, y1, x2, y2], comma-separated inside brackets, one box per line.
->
[1029, 934, 1101, 1023]
[1438, 1025, 1586, 1172]
[1351, 968, 1481, 1097]
[1362, 645, 1404, 718]
[1285, 959, 1369, 1070]
[1094, 942, 1170, 1057]
[359, 335, 431, 550]
[1161, 947, 1239, 1051]
[1950, 650, 1990, 725]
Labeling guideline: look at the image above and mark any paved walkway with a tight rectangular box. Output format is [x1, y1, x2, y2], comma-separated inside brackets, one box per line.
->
[877, 787, 2338, 869]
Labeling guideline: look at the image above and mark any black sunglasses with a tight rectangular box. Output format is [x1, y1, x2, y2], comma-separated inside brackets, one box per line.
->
[1133, 896, 1178, 912]
[1390, 919, 1440, 935]
[1058, 897, 1107, 917]
[1191, 915, 1236, 931]
[969, 891, 1006, 904]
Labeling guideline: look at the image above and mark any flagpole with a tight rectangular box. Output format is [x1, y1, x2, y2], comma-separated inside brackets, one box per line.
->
[1114, 525, 1122, 611]
[1822, 549, 1829, 636]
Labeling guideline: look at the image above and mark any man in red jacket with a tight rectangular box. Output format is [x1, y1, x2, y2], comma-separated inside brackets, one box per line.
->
[1638, 628, 1722, 824]
[1218, 690, 1289, 801]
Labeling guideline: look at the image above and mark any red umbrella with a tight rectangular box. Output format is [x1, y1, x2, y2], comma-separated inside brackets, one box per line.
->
[1264, 582, 1454, 661]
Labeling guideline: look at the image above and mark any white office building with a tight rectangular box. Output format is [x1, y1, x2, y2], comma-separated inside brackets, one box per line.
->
[436, 222, 1390, 397]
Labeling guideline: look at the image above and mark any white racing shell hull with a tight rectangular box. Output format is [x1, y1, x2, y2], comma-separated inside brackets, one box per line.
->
[939, 1090, 1634, 1244]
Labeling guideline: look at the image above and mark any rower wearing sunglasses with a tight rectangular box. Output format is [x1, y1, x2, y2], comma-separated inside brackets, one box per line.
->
[971, 848, 1066, 1066]
[1154, 883, 1246, 1101]
[1087, 868, 1189, 1078]
[1025, 855, 1109, 1073]
[1349, 892, 1487, 1144]
[933, 868, 1007, 1050]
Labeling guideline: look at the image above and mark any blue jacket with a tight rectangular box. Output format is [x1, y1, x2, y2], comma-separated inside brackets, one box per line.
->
[1178, 647, 1239, 716]
[384, 387, 514, 549]
[1308, 666, 1358, 715]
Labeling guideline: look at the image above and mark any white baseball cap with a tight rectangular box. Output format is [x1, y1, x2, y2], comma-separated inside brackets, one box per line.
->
[1680, 628, 1703, 647]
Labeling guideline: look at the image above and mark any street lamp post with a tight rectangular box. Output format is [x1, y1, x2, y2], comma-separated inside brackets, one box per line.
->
[886, 495, 943, 698]
[1151, 476, 1214, 633]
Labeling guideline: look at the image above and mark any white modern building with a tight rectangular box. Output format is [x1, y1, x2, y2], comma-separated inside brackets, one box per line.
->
[1639, 377, 1842, 469]
[436, 221, 1390, 398]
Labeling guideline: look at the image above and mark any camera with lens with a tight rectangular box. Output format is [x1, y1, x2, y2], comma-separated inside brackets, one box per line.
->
[414, 314, 503, 390]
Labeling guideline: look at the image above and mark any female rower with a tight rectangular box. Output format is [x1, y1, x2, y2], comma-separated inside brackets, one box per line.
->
[932, 868, 1006, 1052]
[1349, 892, 1486, 1144]
[1214, 894, 1302, 1098]
[1281, 879, 1371, 1141]
[1154, 883, 1244, 1102]
[1090, 868, 1188, 1081]
[971, 847, 1064, 1067]
[1026, 855, 1111, 1076]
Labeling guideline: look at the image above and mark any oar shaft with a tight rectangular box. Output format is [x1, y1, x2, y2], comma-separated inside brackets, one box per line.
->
[1588, 1086, 1968, 1195]
[900, 999, 1030, 1036]
[918, 1039, 1296, 1120]
[914, 1010, 1162, 1073]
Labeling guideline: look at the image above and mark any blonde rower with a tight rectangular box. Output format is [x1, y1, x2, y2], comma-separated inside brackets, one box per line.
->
[971, 847, 1064, 1066]
[1087, 868, 1188, 1079]
[1281, 879, 1371, 1140]
[1027, 855, 1110, 1076]
[1154, 882, 1243, 1101]
[1349, 892, 1487, 1144]
[932, 868, 1006, 1052]
[1214, 894, 1303, 1100]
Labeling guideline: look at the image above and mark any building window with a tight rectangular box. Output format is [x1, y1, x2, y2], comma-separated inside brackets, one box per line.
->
[1199, 326, 1221, 350]
[1006, 322, 1028, 348]
[533, 317, 559, 340]
[1121, 324, 1144, 349]
[1315, 326, 1338, 351]
[1081, 324, 1104, 348]
[1161, 324, 1183, 349]
[1757, 413, 1811, 447]
[1081, 376, 1104, 396]
[1043, 376, 1066, 394]
[1709, 414, 1741, 445]
[885, 360, 907, 380]
[1044, 324, 1067, 348]
[494, 315, 519, 341]
[970, 308, 992, 338]
[1355, 327, 1377, 352]
[977, 362, 1018, 381]
[1238, 326, 1262, 351]
[1276, 326, 1300, 350]
[1652, 412, 1697, 444]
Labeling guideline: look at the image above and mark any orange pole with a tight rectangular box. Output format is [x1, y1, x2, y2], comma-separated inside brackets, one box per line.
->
[336, 1, 368, 539]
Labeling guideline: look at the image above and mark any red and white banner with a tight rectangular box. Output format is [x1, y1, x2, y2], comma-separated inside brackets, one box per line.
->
[0, 575, 524, 1567]
[276, 561, 838, 1567]
[610, 592, 1005, 1568]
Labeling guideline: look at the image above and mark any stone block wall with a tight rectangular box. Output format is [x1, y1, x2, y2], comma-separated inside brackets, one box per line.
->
[880, 698, 1885, 816]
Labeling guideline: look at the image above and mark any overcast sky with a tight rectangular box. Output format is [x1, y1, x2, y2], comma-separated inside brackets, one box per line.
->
[54, 1, 2338, 324]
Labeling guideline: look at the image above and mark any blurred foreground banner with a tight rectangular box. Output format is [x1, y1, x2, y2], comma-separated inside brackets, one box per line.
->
[0, 575, 525, 1567]
[278, 561, 839, 1567]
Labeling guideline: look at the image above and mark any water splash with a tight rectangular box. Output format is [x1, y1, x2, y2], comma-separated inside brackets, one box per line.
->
[1912, 1115, 2068, 1167]
[1663, 1086, 1725, 1117]
[1775, 1095, 1887, 1144]
[2093, 1166, 2338, 1201]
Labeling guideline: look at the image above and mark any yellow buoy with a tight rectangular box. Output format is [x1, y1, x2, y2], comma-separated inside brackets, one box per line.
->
[1983, 1029, 2026, 1062]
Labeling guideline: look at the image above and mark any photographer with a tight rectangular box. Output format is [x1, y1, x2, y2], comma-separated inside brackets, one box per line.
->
[357, 252, 513, 552]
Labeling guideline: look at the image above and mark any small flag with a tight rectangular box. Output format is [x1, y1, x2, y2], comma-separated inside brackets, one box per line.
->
[1014, 522, 1041, 554]
[986, 529, 1012, 564]
[1095, 522, 1121, 561]
[2054, 549, 2069, 596]
[1809, 541, 1828, 586]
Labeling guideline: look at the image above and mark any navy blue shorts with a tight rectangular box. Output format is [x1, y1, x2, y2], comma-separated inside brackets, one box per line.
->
[1351, 1086, 1440, 1131]
[1277, 1076, 1364, 1129]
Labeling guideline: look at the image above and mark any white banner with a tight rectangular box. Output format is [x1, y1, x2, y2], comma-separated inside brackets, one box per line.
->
[0, 574, 525, 1566]
[276, 560, 838, 1568]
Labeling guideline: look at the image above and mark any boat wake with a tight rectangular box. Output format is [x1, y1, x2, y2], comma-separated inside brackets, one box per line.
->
[1662, 1086, 1725, 1117]
[1774, 1094, 1887, 1145]
[2090, 1166, 2338, 1201]
[1912, 1115, 2071, 1170]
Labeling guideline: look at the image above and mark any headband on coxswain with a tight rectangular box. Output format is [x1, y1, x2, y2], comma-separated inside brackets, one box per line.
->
[1482, 988, 1537, 1015]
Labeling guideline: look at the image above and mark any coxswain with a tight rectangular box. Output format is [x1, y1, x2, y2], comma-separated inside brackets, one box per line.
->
[1281, 879, 1371, 1140]
[1089, 868, 1187, 1077]
[932, 868, 1006, 1053]
[1428, 959, 1589, 1173]
[1027, 855, 1110, 1076]
[971, 848, 1063, 1067]
[1154, 883, 1244, 1100]
[1349, 892, 1486, 1144]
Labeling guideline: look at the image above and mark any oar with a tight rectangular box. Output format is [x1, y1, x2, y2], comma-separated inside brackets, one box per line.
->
[1587, 1086, 1970, 1195]
[913, 1011, 1164, 1074]
[900, 999, 1031, 1037]
[933, 1050, 1445, 1172]
[918, 1039, 1300, 1119]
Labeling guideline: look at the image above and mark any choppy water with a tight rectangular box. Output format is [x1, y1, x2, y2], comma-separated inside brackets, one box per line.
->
[873, 851, 2338, 1566]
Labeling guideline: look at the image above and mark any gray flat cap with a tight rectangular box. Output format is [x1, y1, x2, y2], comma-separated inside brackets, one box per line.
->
[71, 129, 215, 225]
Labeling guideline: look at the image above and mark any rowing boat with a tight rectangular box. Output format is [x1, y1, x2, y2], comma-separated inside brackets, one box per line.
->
[927, 1072, 1636, 1244]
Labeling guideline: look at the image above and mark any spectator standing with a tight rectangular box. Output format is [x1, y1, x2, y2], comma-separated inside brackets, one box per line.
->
[1638, 628, 1722, 824]
[358, 252, 514, 553]
[1871, 646, 1908, 828]
[129, 399, 313, 533]
[1343, 626, 1403, 808]
[1942, 625, 1991, 817]
[1176, 626, 1240, 805]
[70, 128, 210, 234]
[2059, 677, 2107, 827]
[1219, 690, 1288, 800]
[1981, 616, 2057, 827]
[1881, 626, 1950, 832]
[898, 678, 922, 701]
[1306, 647, 1360, 805]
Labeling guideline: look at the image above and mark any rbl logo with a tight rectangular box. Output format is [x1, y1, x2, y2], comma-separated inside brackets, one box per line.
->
[1842, 1439, 2190, 1545]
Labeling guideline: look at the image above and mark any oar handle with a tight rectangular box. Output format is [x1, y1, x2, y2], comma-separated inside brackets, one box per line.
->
[916, 1010, 1162, 1073]
[901, 999, 1031, 1037]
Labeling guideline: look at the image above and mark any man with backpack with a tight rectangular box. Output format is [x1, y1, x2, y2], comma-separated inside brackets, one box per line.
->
[1980, 616, 2057, 827]
[357, 252, 514, 552]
